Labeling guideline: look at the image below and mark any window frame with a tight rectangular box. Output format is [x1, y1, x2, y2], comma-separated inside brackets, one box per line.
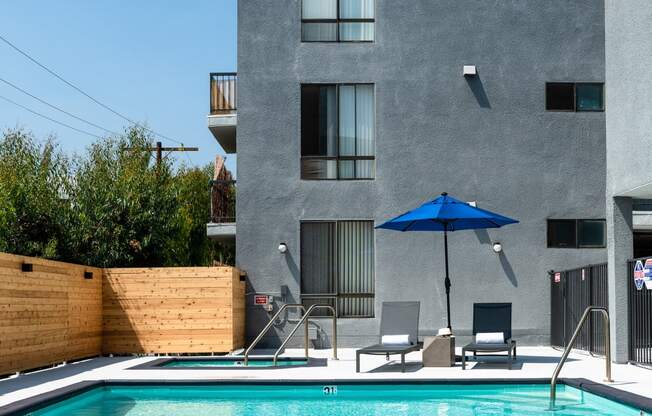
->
[545, 82, 604, 112]
[299, 220, 376, 318]
[300, 83, 376, 181]
[301, 0, 375, 43]
[546, 218, 606, 249]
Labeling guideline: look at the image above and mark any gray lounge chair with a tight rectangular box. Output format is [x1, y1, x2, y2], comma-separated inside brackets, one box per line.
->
[356, 301, 421, 373]
[461, 302, 517, 369]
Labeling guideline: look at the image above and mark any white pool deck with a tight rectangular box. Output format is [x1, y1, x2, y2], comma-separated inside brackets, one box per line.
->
[0, 347, 650, 409]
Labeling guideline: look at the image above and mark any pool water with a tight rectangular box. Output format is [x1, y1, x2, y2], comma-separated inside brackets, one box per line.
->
[161, 359, 309, 368]
[26, 384, 643, 416]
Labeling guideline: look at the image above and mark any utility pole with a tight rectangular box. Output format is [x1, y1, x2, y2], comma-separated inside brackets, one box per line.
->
[129, 141, 199, 166]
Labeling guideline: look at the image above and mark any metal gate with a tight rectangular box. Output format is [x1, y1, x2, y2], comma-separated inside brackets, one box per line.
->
[550, 263, 609, 355]
[628, 258, 652, 365]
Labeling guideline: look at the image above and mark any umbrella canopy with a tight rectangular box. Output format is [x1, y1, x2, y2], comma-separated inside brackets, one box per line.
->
[377, 192, 518, 329]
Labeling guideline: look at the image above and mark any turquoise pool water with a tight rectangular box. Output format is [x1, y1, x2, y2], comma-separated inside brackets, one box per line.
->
[26, 384, 643, 415]
[161, 359, 309, 367]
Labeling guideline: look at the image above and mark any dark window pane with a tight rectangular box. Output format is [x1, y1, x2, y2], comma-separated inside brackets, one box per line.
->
[301, 222, 336, 295]
[302, 0, 337, 19]
[340, 0, 374, 18]
[301, 85, 336, 157]
[548, 220, 577, 248]
[576, 83, 604, 111]
[302, 23, 337, 41]
[339, 22, 374, 41]
[578, 220, 606, 247]
[301, 158, 337, 179]
[546, 83, 575, 111]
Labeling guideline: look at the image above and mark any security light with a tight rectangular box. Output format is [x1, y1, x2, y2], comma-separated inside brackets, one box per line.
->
[492, 242, 503, 253]
[278, 243, 288, 254]
[463, 65, 477, 77]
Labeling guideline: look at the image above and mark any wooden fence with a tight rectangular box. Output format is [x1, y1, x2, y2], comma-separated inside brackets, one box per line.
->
[0, 253, 103, 375]
[0, 253, 245, 376]
[103, 266, 245, 354]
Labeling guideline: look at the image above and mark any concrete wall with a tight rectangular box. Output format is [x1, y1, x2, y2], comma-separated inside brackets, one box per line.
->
[237, 0, 607, 347]
[604, 0, 652, 362]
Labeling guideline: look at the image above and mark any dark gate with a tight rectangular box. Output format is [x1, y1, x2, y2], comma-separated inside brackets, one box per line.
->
[628, 258, 652, 365]
[550, 263, 608, 355]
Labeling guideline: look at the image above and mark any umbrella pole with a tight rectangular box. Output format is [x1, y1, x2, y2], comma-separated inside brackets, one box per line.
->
[444, 229, 452, 330]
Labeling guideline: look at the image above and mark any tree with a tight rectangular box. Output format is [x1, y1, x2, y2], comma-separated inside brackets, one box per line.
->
[68, 127, 181, 267]
[0, 129, 71, 259]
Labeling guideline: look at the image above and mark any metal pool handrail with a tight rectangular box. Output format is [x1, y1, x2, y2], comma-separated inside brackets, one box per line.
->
[272, 304, 338, 366]
[244, 303, 306, 365]
[550, 306, 612, 408]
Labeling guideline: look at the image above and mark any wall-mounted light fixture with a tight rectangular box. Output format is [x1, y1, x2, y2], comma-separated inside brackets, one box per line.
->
[492, 242, 503, 254]
[463, 65, 477, 77]
[84, 271, 93, 280]
[278, 243, 288, 254]
[21, 263, 33, 272]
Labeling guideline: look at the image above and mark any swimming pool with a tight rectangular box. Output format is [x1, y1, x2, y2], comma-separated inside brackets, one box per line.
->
[12, 383, 647, 416]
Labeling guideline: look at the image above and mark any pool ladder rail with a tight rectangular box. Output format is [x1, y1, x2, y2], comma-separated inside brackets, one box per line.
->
[549, 306, 612, 409]
[243, 303, 338, 366]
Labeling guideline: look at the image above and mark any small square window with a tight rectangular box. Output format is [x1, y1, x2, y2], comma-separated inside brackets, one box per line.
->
[547, 220, 577, 248]
[578, 219, 606, 248]
[546, 83, 575, 111]
[576, 83, 604, 111]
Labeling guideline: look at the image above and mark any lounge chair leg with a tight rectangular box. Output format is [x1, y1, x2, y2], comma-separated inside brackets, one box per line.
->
[386, 353, 389, 361]
[462, 348, 466, 370]
[508, 349, 512, 370]
[401, 353, 405, 372]
[513, 344, 517, 360]
[356, 351, 360, 373]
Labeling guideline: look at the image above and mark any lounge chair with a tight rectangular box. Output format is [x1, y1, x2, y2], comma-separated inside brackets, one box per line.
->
[356, 301, 421, 373]
[461, 302, 517, 369]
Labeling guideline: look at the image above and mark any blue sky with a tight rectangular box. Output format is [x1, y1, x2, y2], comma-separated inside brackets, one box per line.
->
[0, 1, 237, 173]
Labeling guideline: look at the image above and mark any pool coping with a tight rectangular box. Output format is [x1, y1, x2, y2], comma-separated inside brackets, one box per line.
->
[1, 378, 650, 415]
[127, 356, 328, 370]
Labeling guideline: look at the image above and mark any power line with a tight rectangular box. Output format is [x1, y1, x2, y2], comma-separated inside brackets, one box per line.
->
[0, 33, 184, 145]
[0, 76, 120, 136]
[0, 94, 102, 139]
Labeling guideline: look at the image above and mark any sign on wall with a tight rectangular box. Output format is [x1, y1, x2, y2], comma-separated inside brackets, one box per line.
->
[634, 260, 645, 290]
[645, 259, 652, 290]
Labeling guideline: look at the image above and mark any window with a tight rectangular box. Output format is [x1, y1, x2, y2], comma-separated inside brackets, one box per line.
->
[545, 83, 604, 111]
[547, 219, 606, 248]
[301, 84, 375, 180]
[300, 221, 374, 318]
[302, 0, 375, 42]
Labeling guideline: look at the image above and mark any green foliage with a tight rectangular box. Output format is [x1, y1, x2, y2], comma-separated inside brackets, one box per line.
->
[0, 130, 71, 259]
[0, 127, 233, 267]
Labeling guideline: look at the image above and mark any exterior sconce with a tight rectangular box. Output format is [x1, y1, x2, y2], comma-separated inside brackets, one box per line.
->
[278, 243, 288, 254]
[463, 65, 477, 77]
[84, 271, 94, 280]
[492, 242, 503, 253]
[21, 263, 33, 272]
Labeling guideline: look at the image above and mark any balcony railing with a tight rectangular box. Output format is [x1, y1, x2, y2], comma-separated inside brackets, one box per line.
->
[210, 179, 236, 223]
[210, 72, 237, 115]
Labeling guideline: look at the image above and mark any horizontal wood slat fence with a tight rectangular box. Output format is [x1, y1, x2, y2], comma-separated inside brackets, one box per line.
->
[0, 253, 102, 376]
[103, 266, 244, 354]
[0, 253, 244, 376]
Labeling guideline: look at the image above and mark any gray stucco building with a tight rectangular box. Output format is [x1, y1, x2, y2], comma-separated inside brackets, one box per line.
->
[207, 0, 650, 354]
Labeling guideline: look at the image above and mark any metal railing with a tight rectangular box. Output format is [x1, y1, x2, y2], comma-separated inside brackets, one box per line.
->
[550, 264, 608, 355]
[628, 257, 652, 365]
[209, 179, 235, 223]
[243, 304, 307, 366]
[210, 72, 237, 114]
[550, 306, 612, 408]
[272, 304, 338, 365]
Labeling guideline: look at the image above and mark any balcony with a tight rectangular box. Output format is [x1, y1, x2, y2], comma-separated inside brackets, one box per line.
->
[208, 73, 237, 153]
[207, 179, 236, 241]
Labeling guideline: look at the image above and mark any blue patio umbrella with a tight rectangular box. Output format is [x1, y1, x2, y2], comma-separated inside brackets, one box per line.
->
[377, 192, 518, 330]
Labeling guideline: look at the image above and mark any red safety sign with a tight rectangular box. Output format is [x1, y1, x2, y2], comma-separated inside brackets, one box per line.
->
[254, 295, 270, 305]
